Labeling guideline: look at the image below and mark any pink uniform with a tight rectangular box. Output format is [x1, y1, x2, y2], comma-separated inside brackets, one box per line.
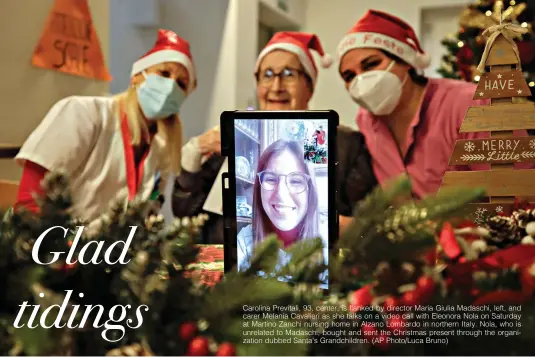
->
[357, 78, 530, 198]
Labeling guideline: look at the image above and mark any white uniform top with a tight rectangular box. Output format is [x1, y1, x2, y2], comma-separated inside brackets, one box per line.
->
[16, 95, 170, 223]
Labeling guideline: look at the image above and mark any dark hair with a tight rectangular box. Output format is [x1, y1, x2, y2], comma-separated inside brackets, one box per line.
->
[381, 50, 428, 86]
[252, 140, 319, 244]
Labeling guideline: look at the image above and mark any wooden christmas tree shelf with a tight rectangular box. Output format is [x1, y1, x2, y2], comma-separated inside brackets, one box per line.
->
[439, 22, 535, 222]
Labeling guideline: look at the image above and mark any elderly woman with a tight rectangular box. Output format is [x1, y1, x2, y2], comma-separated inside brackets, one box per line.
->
[173, 31, 377, 244]
[15, 29, 194, 222]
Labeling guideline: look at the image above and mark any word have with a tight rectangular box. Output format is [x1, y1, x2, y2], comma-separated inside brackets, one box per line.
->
[484, 78, 514, 91]
[14, 290, 148, 342]
[32, 225, 137, 265]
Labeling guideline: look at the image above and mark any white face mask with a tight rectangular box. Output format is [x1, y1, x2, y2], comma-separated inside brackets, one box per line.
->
[348, 61, 408, 116]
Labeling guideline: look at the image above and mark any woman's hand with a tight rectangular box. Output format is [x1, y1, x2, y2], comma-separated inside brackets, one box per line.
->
[197, 126, 221, 156]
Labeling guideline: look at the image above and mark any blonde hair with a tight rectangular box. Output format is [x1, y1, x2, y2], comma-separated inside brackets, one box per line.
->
[113, 86, 182, 175]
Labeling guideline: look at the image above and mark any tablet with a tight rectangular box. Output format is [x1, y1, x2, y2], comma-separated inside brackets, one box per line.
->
[220, 110, 339, 288]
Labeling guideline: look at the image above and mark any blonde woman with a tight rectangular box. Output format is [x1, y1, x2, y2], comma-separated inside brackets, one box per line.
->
[15, 29, 195, 222]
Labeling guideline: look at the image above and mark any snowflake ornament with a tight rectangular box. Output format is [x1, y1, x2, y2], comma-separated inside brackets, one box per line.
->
[464, 141, 475, 152]
[495, 206, 503, 213]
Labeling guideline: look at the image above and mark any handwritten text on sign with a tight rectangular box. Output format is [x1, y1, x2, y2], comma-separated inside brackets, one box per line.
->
[31, 0, 111, 81]
[449, 137, 535, 165]
[473, 70, 530, 100]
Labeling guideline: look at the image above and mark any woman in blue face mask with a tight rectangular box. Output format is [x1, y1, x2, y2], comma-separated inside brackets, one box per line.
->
[14, 29, 196, 224]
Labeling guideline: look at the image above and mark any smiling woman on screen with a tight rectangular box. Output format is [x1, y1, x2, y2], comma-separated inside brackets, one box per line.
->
[237, 140, 320, 271]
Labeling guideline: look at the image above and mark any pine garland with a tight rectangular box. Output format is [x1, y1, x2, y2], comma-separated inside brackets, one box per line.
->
[1, 172, 534, 355]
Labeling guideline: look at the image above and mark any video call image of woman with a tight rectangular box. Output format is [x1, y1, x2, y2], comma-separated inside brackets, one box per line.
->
[237, 139, 328, 278]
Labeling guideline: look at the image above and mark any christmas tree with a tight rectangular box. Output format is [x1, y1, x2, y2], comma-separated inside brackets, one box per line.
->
[438, 0, 535, 100]
[0, 172, 534, 355]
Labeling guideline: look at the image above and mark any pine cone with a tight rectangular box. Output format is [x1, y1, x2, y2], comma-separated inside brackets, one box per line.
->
[512, 209, 535, 229]
[484, 215, 523, 247]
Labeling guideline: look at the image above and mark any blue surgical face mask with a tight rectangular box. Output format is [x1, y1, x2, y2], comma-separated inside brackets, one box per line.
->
[136, 72, 186, 120]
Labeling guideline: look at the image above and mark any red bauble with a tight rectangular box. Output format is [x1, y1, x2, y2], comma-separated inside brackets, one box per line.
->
[518, 41, 535, 65]
[187, 336, 210, 356]
[401, 290, 420, 306]
[179, 322, 198, 341]
[383, 296, 399, 310]
[416, 276, 435, 302]
[349, 285, 372, 312]
[216, 342, 236, 356]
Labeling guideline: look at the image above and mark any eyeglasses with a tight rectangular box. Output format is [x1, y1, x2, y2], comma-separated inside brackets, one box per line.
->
[256, 67, 305, 87]
[257, 171, 310, 194]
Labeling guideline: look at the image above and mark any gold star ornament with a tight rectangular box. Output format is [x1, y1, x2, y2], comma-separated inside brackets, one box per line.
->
[459, 0, 532, 35]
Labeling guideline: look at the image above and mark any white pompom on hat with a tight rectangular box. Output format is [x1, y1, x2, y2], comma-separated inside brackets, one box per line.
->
[255, 31, 333, 87]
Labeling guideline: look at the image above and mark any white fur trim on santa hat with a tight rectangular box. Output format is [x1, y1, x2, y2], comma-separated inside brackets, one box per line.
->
[255, 43, 318, 85]
[131, 49, 197, 93]
[337, 32, 430, 70]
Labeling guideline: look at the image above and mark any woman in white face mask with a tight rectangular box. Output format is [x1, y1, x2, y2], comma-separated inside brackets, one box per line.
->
[337, 9, 531, 199]
[14, 29, 195, 223]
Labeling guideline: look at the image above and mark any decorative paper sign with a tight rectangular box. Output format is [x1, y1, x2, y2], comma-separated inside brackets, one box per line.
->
[473, 70, 530, 99]
[31, 0, 112, 81]
[449, 137, 535, 165]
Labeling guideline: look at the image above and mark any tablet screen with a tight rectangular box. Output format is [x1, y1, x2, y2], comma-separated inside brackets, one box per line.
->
[233, 118, 329, 286]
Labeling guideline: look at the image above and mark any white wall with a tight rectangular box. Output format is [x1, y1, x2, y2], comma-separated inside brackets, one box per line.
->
[0, 0, 109, 181]
[303, 0, 471, 129]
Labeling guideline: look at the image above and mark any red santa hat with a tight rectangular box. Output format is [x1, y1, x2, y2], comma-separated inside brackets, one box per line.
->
[131, 29, 196, 93]
[337, 10, 430, 70]
[255, 32, 333, 86]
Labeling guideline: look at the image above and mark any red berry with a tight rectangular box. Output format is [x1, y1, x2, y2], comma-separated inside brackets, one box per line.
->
[360, 323, 377, 342]
[383, 296, 399, 310]
[179, 322, 198, 341]
[387, 314, 406, 336]
[63, 262, 77, 271]
[416, 276, 435, 302]
[187, 336, 210, 356]
[401, 290, 420, 306]
[216, 342, 236, 356]
[349, 286, 372, 312]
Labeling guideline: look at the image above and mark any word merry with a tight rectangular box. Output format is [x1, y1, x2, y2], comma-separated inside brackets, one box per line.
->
[482, 139, 520, 151]
[13, 290, 148, 342]
[32, 225, 137, 265]
[484, 79, 514, 91]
